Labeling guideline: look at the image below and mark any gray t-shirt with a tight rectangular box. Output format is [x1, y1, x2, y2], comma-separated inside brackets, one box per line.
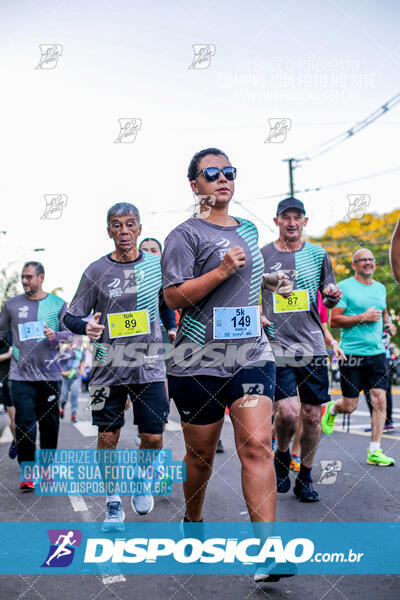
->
[161, 216, 274, 377]
[67, 251, 166, 386]
[261, 241, 336, 361]
[0, 293, 67, 381]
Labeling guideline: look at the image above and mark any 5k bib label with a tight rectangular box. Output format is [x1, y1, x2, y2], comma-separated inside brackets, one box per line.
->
[213, 306, 260, 339]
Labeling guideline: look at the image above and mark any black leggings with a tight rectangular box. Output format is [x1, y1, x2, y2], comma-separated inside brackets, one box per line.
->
[9, 380, 60, 464]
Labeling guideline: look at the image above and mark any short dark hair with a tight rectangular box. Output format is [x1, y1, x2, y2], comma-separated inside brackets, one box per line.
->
[139, 238, 162, 253]
[187, 147, 230, 181]
[23, 261, 45, 277]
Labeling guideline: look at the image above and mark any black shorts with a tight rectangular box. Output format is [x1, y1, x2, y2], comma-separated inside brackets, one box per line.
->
[275, 356, 330, 406]
[168, 361, 276, 425]
[0, 378, 12, 407]
[90, 382, 169, 434]
[339, 353, 388, 398]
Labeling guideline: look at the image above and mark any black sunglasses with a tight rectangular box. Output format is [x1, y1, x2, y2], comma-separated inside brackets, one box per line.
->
[195, 166, 237, 182]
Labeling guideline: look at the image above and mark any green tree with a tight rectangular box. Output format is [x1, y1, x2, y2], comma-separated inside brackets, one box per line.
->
[309, 209, 400, 345]
[0, 268, 19, 311]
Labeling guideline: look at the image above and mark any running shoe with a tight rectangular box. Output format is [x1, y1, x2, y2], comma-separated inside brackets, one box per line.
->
[20, 481, 34, 492]
[274, 451, 291, 493]
[293, 478, 320, 502]
[271, 437, 276, 458]
[384, 421, 394, 432]
[254, 558, 297, 583]
[367, 448, 395, 466]
[101, 501, 125, 532]
[8, 440, 17, 459]
[364, 425, 372, 433]
[290, 453, 300, 471]
[59, 408, 64, 419]
[321, 400, 337, 435]
[180, 516, 204, 540]
[180, 517, 205, 557]
[71, 413, 77, 423]
[131, 493, 154, 515]
[216, 439, 225, 453]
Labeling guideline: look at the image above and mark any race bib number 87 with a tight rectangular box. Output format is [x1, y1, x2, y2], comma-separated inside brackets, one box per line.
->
[273, 290, 310, 313]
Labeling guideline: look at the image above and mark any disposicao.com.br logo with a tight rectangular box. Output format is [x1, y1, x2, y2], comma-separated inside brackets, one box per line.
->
[1, 522, 398, 575]
[84, 535, 312, 566]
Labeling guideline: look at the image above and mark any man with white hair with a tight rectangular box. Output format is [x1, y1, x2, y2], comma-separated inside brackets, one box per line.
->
[64, 202, 170, 529]
[324, 248, 396, 466]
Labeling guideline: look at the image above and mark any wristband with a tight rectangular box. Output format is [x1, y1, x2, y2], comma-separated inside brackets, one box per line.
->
[67, 368, 76, 379]
[330, 340, 339, 348]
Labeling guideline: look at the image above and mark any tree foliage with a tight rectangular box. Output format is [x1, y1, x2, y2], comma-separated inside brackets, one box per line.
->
[309, 209, 400, 345]
[0, 268, 19, 311]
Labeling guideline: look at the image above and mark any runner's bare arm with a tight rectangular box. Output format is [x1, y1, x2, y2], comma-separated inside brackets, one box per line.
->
[330, 306, 381, 328]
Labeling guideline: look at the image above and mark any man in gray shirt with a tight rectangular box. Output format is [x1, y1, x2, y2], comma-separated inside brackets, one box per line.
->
[64, 202, 169, 530]
[261, 198, 341, 502]
[0, 261, 68, 491]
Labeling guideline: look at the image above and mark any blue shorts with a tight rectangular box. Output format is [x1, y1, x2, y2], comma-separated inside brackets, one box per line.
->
[275, 356, 330, 406]
[168, 361, 276, 425]
[90, 382, 169, 434]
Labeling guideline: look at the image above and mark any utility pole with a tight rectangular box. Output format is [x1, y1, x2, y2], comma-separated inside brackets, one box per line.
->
[282, 158, 295, 197]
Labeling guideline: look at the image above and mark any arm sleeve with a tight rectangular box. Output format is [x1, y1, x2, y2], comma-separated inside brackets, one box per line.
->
[0, 302, 11, 340]
[158, 289, 177, 330]
[63, 313, 88, 335]
[319, 252, 336, 293]
[161, 227, 197, 289]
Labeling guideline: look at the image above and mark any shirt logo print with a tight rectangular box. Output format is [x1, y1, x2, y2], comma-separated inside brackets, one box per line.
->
[18, 306, 29, 318]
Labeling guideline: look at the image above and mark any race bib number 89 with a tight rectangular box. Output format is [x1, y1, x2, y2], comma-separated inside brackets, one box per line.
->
[107, 310, 150, 339]
[213, 306, 260, 339]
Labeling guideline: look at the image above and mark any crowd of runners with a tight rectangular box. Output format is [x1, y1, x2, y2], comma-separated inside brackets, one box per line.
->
[0, 147, 398, 583]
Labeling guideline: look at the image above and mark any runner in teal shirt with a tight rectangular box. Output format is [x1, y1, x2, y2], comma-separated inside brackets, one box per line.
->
[322, 248, 397, 467]
[336, 277, 386, 355]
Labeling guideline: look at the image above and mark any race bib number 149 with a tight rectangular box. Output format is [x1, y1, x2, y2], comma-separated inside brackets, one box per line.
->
[213, 306, 260, 339]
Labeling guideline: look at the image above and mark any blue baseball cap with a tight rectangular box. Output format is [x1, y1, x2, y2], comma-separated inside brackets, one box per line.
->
[276, 197, 306, 216]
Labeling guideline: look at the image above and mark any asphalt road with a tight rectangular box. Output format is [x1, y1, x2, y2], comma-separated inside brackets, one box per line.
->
[0, 389, 399, 599]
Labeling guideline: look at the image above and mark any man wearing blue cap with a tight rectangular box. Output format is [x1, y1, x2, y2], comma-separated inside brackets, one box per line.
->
[261, 198, 342, 502]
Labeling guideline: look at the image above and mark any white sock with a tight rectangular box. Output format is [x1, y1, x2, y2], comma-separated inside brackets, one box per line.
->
[106, 494, 121, 504]
[329, 403, 337, 416]
[369, 442, 380, 452]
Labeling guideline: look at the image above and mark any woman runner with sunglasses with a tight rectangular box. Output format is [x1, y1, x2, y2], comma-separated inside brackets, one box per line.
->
[162, 148, 294, 583]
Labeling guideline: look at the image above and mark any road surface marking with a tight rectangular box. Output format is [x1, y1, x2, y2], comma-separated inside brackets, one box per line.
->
[73, 421, 98, 437]
[0, 427, 13, 443]
[165, 420, 181, 431]
[102, 574, 126, 584]
[68, 495, 88, 512]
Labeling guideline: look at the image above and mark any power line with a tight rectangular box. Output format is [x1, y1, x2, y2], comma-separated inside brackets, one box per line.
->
[243, 165, 400, 203]
[294, 92, 400, 163]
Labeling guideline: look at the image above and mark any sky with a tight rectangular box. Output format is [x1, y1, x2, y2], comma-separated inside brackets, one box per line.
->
[1, 0, 400, 301]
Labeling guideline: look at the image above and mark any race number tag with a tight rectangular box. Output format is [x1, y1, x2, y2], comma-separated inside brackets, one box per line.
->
[273, 290, 310, 313]
[18, 321, 45, 341]
[213, 306, 260, 339]
[107, 310, 150, 339]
